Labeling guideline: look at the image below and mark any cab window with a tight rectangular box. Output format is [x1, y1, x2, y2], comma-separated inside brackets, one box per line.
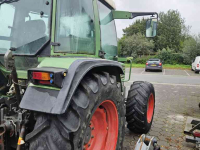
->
[55, 0, 95, 54]
[97, 1, 118, 59]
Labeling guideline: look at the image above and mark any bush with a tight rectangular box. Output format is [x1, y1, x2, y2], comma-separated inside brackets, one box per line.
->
[157, 48, 184, 65]
[126, 48, 185, 65]
[133, 55, 159, 64]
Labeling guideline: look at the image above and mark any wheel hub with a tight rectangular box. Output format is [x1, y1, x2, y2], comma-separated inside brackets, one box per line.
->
[83, 100, 118, 150]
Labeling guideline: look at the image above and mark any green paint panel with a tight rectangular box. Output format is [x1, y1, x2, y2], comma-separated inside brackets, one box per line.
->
[118, 57, 127, 62]
[0, 63, 27, 79]
[17, 70, 28, 79]
[112, 10, 132, 19]
[50, 0, 57, 55]
[93, 0, 101, 58]
[39, 57, 80, 69]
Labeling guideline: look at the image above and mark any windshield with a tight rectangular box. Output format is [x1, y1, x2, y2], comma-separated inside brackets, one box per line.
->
[0, 0, 51, 55]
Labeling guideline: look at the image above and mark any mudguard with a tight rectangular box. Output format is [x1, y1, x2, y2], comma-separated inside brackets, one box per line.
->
[20, 59, 124, 114]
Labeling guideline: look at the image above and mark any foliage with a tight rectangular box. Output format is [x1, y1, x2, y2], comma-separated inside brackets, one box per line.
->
[182, 35, 200, 64]
[157, 48, 184, 64]
[123, 18, 147, 36]
[124, 63, 191, 70]
[118, 9, 198, 65]
[133, 55, 158, 64]
[120, 10, 189, 53]
[119, 33, 154, 58]
[126, 48, 185, 65]
[154, 10, 187, 52]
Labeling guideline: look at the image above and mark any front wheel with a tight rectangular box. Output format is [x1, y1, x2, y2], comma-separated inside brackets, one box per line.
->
[29, 72, 125, 150]
[126, 81, 155, 134]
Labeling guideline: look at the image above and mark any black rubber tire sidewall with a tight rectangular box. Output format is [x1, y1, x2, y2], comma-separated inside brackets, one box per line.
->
[126, 81, 155, 134]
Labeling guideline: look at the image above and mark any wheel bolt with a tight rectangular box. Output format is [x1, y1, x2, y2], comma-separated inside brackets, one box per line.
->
[91, 127, 94, 130]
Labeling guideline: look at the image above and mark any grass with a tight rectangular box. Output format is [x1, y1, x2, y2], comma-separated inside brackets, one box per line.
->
[124, 63, 191, 70]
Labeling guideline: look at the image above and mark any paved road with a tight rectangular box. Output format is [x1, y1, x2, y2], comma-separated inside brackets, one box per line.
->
[125, 68, 200, 86]
[123, 68, 200, 150]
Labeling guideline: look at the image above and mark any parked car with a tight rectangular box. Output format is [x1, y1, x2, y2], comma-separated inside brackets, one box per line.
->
[192, 56, 200, 73]
[145, 59, 163, 72]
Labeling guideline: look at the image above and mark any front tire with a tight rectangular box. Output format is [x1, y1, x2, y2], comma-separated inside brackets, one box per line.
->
[126, 81, 155, 134]
[29, 72, 125, 150]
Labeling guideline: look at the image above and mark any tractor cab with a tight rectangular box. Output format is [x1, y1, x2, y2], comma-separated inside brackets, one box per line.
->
[0, 0, 157, 71]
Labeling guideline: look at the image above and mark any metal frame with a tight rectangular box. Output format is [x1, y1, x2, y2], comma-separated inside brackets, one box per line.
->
[184, 117, 200, 149]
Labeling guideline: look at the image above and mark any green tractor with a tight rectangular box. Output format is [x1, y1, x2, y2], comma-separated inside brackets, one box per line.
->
[0, 0, 158, 149]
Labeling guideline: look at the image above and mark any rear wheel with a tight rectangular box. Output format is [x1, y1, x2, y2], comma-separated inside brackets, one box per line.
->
[29, 72, 125, 150]
[126, 81, 155, 133]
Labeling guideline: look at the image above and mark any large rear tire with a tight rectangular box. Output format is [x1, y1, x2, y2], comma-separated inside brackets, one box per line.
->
[29, 72, 125, 150]
[126, 81, 155, 134]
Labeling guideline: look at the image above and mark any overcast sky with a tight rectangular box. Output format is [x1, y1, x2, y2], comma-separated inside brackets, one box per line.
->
[115, 0, 200, 38]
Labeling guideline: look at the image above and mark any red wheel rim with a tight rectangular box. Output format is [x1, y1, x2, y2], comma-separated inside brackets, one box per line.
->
[84, 100, 118, 150]
[147, 93, 154, 123]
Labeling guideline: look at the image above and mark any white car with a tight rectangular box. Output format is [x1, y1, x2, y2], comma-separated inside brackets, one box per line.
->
[192, 56, 200, 73]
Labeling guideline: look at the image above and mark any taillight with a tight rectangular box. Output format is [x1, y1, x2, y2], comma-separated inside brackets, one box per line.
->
[146, 63, 148, 65]
[32, 72, 53, 85]
[28, 68, 67, 88]
[32, 72, 51, 80]
[159, 63, 162, 66]
[197, 64, 199, 67]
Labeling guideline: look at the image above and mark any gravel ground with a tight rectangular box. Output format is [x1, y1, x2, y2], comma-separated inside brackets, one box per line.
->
[123, 70, 200, 150]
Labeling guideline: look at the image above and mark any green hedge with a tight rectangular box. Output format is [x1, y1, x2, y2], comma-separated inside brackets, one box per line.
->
[132, 54, 184, 65]
[129, 48, 186, 65]
[157, 50, 184, 65]
[133, 55, 158, 64]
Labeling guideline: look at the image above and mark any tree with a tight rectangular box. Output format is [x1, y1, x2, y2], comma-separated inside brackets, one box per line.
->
[123, 18, 147, 36]
[119, 33, 154, 57]
[155, 10, 187, 52]
[183, 35, 200, 64]
[122, 10, 189, 53]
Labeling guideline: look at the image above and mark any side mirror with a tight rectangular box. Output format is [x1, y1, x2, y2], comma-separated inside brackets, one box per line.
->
[146, 18, 158, 38]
